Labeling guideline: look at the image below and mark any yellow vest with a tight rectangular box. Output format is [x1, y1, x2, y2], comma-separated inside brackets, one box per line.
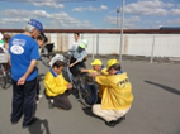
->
[95, 72, 133, 110]
[44, 71, 68, 96]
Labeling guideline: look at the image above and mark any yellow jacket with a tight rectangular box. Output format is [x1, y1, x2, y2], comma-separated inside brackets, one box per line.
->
[95, 72, 133, 110]
[44, 70, 68, 97]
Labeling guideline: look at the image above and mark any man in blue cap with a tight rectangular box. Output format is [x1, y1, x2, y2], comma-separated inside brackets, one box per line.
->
[9, 19, 43, 128]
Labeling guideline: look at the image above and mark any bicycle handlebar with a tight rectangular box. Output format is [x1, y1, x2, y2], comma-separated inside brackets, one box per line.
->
[41, 52, 56, 57]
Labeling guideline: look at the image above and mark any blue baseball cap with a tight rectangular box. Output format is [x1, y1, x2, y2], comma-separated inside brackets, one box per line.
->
[28, 19, 43, 34]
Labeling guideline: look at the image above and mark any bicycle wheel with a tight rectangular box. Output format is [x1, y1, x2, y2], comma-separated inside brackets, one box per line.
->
[84, 77, 99, 106]
[84, 84, 96, 106]
[2, 68, 6, 88]
[76, 78, 82, 102]
[4, 70, 12, 89]
[78, 76, 93, 107]
[0, 64, 4, 88]
[2, 77, 6, 88]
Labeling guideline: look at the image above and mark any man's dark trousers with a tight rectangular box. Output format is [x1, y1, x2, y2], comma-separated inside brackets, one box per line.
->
[10, 77, 37, 126]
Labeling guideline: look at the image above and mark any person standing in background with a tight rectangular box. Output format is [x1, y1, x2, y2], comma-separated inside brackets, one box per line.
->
[36, 33, 48, 104]
[3, 33, 11, 71]
[69, 33, 81, 52]
[74, 33, 80, 43]
[4, 33, 11, 50]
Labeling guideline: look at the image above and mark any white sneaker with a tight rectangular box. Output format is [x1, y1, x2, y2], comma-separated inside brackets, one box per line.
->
[38, 95, 43, 98]
[36, 101, 39, 104]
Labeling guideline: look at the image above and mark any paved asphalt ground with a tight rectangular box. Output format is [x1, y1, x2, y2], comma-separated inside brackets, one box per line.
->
[0, 58, 180, 134]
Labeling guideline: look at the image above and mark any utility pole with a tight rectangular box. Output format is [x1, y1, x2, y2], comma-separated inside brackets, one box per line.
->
[119, 0, 125, 63]
[117, 8, 120, 28]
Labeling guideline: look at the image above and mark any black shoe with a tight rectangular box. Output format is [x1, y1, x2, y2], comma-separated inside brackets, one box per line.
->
[105, 116, 125, 127]
[22, 118, 38, 128]
[65, 90, 72, 95]
[11, 120, 19, 125]
[121, 115, 125, 120]
[105, 121, 116, 127]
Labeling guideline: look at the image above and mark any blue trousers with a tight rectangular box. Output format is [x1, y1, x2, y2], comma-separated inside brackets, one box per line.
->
[10, 77, 37, 125]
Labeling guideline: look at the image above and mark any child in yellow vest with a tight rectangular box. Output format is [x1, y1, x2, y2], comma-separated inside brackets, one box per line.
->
[92, 59, 134, 126]
[88, 59, 108, 75]
[87, 59, 107, 99]
[78, 59, 107, 76]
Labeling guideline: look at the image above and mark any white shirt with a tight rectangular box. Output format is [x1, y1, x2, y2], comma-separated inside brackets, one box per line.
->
[68, 39, 80, 54]
[72, 39, 80, 49]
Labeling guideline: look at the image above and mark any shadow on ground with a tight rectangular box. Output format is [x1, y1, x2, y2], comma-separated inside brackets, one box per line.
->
[82, 107, 95, 117]
[82, 107, 125, 127]
[28, 118, 51, 134]
[144, 80, 180, 96]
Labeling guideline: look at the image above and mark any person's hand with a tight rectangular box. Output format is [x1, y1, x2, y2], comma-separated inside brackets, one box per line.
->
[70, 63, 74, 68]
[17, 76, 26, 86]
[89, 72, 100, 77]
[67, 83, 72, 89]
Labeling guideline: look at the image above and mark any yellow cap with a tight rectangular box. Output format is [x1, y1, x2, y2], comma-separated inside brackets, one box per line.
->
[91, 59, 102, 66]
[106, 59, 119, 69]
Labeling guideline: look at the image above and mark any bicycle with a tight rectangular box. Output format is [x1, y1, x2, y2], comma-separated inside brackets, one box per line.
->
[64, 52, 99, 108]
[74, 73, 100, 108]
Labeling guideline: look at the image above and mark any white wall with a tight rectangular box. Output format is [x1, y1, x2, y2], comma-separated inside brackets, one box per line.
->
[84, 34, 96, 54]
[10, 33, 180, 58]
[83, 33, 180, 58]
[128, 34, 153, 57]
[153, 34, 180, 57]
[99, 34, 120, 54]
[127, 34, 180, 57]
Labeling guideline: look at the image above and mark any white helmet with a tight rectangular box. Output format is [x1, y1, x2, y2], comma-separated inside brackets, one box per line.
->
[49, 54, 65, 67]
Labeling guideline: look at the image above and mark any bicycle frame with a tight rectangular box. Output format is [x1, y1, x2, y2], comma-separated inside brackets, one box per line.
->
[64, 54, 74, 84]
[40, 52, 55, 67]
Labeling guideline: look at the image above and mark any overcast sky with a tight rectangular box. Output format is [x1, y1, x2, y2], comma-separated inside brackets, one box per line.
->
[0, 0, 180, 29]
